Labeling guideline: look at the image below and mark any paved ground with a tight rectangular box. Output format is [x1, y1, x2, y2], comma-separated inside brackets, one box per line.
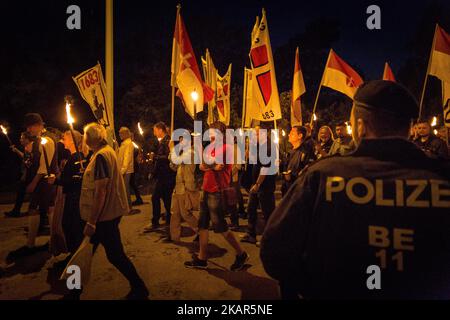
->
[0, 194, 280, 300]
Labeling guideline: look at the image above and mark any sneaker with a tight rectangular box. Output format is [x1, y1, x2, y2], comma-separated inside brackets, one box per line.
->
[240, 234, 257, 244]
[230, 252, 249, 271]
[143, 224, 161, 233]
[132, 199, 144, 206]
[184, 255, 208, 269]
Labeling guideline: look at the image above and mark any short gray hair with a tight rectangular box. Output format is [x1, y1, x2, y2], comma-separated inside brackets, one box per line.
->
[84, 123, 107, 148]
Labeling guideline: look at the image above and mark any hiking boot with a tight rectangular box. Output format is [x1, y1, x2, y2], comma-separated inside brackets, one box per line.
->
[230, 252, 249, 271]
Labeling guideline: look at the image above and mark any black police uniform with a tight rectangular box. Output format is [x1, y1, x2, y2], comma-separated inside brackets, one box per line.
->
[281, 141, 314, 196]
[261, 138, 450, 299]
[414, 134, 449, 160]
[260, 80, 450, 299]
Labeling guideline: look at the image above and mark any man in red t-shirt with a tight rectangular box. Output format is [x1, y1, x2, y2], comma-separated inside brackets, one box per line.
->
[184, 121, 249, 271]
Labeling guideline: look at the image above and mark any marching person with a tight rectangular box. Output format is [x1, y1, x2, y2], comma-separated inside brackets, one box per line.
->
[281, 126, 314, 196]
[81, 123, 149, 300]
[168, 136, 199, 243]
[240, 125, 276, 245]
[413, 119, 448, 159]
[329, 122, 355, 156]
[184, 121, 249, 271]
[4, 132, 34, 218]
[117, 127, 135, 210]
[261, 80, 450, 299]
[144, 122, 176, 232]
[23, 113, 58, 252]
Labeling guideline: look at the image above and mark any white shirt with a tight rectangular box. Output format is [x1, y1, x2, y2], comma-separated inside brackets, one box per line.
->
[117, 138, 134, 175]
[37, 137, 55, 175]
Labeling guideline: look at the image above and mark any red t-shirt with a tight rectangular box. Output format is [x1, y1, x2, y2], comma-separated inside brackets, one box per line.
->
[202, 143, 232, 193]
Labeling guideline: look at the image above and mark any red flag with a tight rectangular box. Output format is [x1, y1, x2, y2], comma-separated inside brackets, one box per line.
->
[430, 25, 450, 83]
[382, 62, 396, 82]
[171, 7, 213, 118]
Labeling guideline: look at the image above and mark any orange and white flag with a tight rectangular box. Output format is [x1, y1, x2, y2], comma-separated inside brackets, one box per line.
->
[430, 24, 450, 83]
[382, 62, 396, 82]
[171, 6, 213, 118]
[249, 9, 282, 121]
[216, 64, 232, 126]
[291, 47, 306, 126]
[322, 49, 364, 99]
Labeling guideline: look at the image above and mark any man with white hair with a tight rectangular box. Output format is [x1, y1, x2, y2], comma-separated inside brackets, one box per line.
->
[80, 123, 149, 300]
[118, 126, 135, 209]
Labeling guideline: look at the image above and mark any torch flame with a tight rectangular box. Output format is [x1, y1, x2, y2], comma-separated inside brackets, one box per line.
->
[313, 113, 317, 121]
[282, 129, 286, 137]
[431, 116, 437, 127]
[138, 122, 144, 136]
[273, 130, 280, 144]
[132, 142, 140, 149]
[1, 125, 7, 135]
[41, 137, 48, 145]
[66, 103, 75, 125]
[345, 122, 352, 135]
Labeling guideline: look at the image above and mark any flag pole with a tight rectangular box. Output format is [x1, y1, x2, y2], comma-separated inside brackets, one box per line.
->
[419, 24, 438, 119]
[171, 4, 182, 136]
[242, 69, 248, 128]
[310, 49, 331, 127]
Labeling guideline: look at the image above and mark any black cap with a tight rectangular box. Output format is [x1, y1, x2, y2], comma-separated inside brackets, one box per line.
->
[24, 113, 45, 127]
[354, 80, 418, 119]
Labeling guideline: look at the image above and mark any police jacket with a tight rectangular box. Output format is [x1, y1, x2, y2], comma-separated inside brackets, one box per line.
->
[261, 138, 450, 299]
[414, 135, 449, 160]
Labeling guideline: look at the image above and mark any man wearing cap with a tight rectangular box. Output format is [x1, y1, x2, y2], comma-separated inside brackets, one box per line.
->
[23, 113, 58, 251]
[261, 80, 450, 299]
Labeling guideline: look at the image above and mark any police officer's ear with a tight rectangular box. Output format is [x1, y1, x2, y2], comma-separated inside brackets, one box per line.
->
[357, 118, 367, 139]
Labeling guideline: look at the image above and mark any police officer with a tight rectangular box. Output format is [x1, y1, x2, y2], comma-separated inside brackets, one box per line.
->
[260, 80, 450, 299]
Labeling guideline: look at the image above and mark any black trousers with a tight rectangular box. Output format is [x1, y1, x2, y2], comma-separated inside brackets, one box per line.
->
[12, 181, 26, 213]
[151, 179, 175, 226]
[91, 217, 145, 289]
[62, 191, 84, 253]
[130, 173, 142, 201]
[246, 191, 275, 238]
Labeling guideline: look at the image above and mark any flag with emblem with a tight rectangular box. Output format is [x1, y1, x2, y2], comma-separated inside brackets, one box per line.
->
[322, 49, 363, 99]
[171, 7, 213, 118]
[382, 62, 396, 82]
[201, 49, 218, 124]
[216, 64, 232, 126]
[291, 47, 306, 126]
[249, 9, 282, 121]
[429, 24, 450, 83]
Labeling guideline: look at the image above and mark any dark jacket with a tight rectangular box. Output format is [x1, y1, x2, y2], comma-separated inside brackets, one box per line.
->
[261, 138, 450, 299]
[414, 135, 449, 160]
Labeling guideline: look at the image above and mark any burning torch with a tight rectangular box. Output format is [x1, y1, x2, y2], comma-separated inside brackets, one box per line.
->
[1, 125, 13, 146]
[65, 96, 84, 170]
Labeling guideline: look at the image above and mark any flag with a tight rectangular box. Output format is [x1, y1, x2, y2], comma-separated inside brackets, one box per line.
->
[171, 7, 213, 118]
[60, 237, 93, 286]
[216, 64, 232, 126]
[430, 25, 450, 83]
[291, 47, 306, 126]
[201, 49, 218, 125]
[249, 9, 282, 121]
[322, 49, 364, 99]
[443, 81, 450, 128]
[382, 62, 396, 82]
[242, 68, 254, 128]
[73, 63, 113, 130]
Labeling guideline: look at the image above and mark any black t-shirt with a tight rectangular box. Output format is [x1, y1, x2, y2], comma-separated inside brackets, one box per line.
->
[94, 154, 110, 180]
[251, 142, 276, 193]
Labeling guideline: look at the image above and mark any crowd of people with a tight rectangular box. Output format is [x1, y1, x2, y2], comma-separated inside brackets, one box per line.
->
[2, 80, 450, 300]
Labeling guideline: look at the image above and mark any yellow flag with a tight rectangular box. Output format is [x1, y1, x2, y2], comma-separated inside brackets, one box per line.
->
[216, 64, 232, 126]
[249, 9, 281, 121]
